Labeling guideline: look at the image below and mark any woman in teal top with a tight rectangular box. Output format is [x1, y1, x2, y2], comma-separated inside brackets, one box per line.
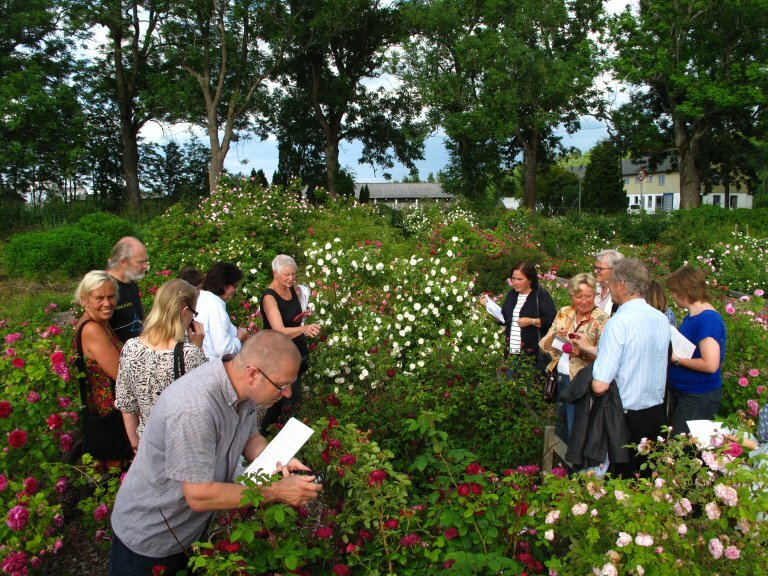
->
[667, 266, 727, 435]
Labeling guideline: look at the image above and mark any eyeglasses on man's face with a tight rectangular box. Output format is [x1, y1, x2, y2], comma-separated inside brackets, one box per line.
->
[257, 367, 293, 392]
[594, 266, 612, 272]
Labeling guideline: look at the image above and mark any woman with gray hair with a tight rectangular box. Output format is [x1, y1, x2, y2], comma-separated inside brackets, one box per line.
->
[259, 255, 321, 433]
[540, 273, 610, 442]
[71, 270, 132, 468]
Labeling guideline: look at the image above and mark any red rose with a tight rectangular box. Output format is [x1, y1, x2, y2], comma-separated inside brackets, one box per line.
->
[46, 413, 63, 430]
[326, 394, 341, 407]
[456, 483, 471, 497]
[562, 343, 573, 355]
[23, 477, 39, 495]
[367, 469, 387, 486]
[465, 462, 484, 475]
[327, 439, 342, 450]
[50, 351, 66, 364]
[470, 482, 483, 495]
[11, 357, 25, 369]
[332, 565, 351, 576]
[314, 526, 333, 539]
[383, 518, 399, 530]
[339, 454, 356, 466]
[151, 565, 167, 576]
[8, 429, 28, 448]
[399, 533, 421, 547]
[444, 527, 459, 540]
[514, 502, 529, 517]
[0, 400, 11, 419]
[386, 368, 396, 378]
[444, 559, 456, 569]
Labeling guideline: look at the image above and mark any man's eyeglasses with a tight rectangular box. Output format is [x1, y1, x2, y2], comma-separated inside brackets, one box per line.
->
[594, 266, 612, 272]
[258, 367, 292, 392]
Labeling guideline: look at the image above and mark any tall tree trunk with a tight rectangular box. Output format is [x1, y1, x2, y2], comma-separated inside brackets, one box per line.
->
[673, 117, 702, 209]
[521, 130, 539, 211]
[324, 137, 340, 198]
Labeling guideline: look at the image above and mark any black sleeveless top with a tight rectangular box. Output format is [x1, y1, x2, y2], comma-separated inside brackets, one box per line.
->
[260, 286, 308, 356]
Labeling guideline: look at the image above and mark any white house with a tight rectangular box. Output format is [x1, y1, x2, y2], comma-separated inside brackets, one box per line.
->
[354, 182, 454, 208]
[622, 158, 753, 213]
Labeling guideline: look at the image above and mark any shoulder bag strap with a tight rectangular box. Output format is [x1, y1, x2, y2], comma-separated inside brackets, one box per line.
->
[173, 341, 186, 380]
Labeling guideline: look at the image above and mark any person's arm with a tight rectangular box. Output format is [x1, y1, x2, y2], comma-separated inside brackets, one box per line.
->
[209, 300, 242, 356]
[671, 337, 721, 374]
[122, 412, 140, 451]
[539, 309, 566, 353]
[592, 379, 610, 396]
[262, 294, 320, 339]
[81, 322, 120, 379]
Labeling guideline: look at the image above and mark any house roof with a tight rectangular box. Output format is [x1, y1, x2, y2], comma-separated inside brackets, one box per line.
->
[621, 157, 675, 177]
[355, 182, 453, 200]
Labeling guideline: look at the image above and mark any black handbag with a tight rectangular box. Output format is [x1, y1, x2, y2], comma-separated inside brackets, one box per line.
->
[543, 369, 558, 403]
[74, 320, 132, 461]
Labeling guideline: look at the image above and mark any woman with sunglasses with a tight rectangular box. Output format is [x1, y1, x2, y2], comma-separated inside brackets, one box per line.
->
[115, 279, 207, 453]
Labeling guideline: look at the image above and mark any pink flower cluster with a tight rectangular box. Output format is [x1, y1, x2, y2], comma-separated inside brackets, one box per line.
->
[50, 351, 70, 382]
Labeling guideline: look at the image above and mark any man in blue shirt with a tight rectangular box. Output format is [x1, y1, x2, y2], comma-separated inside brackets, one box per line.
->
[592, 258, 671, 477]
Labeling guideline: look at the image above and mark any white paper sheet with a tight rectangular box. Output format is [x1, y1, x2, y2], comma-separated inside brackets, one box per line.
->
[687, 419, 727, 448]
[485, 298, 505, 323]
[242, 417, 314, 483]
[670, 325, 696, 359]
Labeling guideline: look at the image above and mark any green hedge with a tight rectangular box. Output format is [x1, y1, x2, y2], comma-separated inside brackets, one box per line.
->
[3, 212, 136, 278]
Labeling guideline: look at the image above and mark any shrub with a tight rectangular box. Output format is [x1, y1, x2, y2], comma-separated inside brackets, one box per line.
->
[3, 212, 135, 279]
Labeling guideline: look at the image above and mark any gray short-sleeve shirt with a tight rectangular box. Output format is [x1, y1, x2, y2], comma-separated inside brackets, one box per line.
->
[111, 358, 259, 557]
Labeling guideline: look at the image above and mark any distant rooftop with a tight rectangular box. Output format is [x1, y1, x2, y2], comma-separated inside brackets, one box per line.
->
[355, 182, 453, 200]
[621, 157, 675, 176]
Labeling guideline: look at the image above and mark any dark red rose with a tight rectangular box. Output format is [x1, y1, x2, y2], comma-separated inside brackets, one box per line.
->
[23, 477, 39, 495]
[368, 469, 387, 486]
[314, 526, 333, 539]
[465, 462, 484, 475]
[383, 518, 399, 530]
[444, 527, 459, 540]
[332, 565, 351, 576]
[514, 502, 529, 517]
[470, 482, 483, 495]
[0, 400, 11, 419]
[456, 483, 471, 497]
[399, 533, 421, 547]
[339, 454, 356, 466]
[386, 368, 396, 378]
[8, 429, 28, 448]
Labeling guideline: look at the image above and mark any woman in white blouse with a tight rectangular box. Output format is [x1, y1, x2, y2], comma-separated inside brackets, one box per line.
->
[196, 262, 249, 359]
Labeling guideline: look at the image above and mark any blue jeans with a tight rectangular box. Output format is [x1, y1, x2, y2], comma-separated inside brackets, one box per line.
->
[670, 388, 722, 435]
[557, 373, 575, 444]
[108, 533, 188, 576]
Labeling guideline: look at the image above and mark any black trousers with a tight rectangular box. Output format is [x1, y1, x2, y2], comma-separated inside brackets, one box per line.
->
[610, 403, 665, 479]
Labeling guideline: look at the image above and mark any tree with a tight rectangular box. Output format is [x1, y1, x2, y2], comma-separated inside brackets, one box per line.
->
[283, 0, 426, 197]
[72, 0, 168, 212]
[141, 139, 210, 198]
[0, 0, 84, 204]
[359, 183, 371, 203]
[536, 164, 578, 215]
[400, 0, 605, 209]
[582, 139, 625, 213]
[159, 0, 283, 194]
[611, 0, 768, 208]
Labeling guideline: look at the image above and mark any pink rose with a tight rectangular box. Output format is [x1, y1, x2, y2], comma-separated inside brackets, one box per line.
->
[12, 357, 25, 369]
[93, 503, 109, 521]
[0, 400, 11, 419]
[6, 505, 30, 531]
[4, 333, 22, 344]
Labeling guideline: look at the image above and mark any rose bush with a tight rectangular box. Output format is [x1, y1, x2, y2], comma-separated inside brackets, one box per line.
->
[2, 177, 767, 573]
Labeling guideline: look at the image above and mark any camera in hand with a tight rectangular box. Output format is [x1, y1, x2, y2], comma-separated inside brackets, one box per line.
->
[293, 469, 325, 484]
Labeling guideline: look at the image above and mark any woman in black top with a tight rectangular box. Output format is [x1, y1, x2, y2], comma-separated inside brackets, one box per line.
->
[480, 261, 556, 364]
[259, 255, 321, 433]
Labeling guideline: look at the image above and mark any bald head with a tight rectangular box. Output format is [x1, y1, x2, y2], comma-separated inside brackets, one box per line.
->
[233, 330, 301, 373]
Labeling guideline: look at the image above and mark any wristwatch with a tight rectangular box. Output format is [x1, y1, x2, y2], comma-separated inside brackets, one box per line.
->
[672, 357, 680, 367]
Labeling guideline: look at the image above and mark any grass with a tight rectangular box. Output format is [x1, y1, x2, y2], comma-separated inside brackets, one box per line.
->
[0, 244, 76, 321]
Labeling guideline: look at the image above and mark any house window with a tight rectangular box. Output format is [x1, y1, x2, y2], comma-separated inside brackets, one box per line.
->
[624, 177, 629, 185]
[647, 196, 652, 208]
[658, 175, 665, 186]
[730, 196, 738, 209]
[646, 174, 653, 183]
[712, 195, 721, 206]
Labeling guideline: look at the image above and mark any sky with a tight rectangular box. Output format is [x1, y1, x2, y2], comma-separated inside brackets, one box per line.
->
[141, 0, 635, 184]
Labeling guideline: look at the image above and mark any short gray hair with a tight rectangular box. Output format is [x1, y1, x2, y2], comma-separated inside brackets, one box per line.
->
[612, 258, 650, 297]
[594, 249, 624, 267]
[107, 237, 144, 270]
[272, 254, 296, 273]
[74, 270, 119, 306]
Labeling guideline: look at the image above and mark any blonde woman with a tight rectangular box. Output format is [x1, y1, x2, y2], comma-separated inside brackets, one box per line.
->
[115, 279, 207, 452]
[539, 273, 609, 442]
[71, 270, 132, 467]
